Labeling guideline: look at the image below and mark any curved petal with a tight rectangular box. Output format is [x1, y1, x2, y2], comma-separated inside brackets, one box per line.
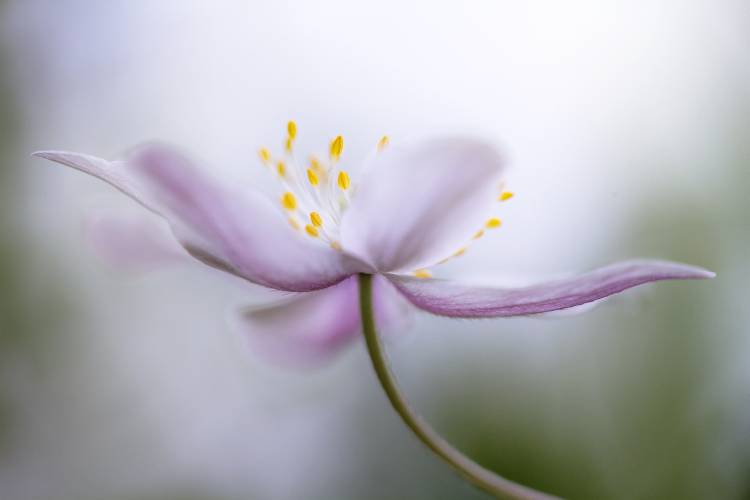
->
[34, 146, 364, 291]
[339, 137, 505, 273]
[237, 275, 412, 367]
[387, 260, 715, 317]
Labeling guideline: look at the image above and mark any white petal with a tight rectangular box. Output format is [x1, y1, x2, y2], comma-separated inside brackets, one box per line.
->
[387, 260, 715, 317]
[239, 277, 361, 367]
[237, 275, 411, 367]
[340, 137, 505, 273]
[35, 146, 365, 291]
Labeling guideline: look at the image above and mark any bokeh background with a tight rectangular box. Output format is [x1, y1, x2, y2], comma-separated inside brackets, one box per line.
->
[1, 1, 748, 499]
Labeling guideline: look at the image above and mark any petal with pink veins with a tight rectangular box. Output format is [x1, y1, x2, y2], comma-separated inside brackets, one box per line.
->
[340, 137, 505, 273]
[34, 146, 366, 291]
[387, 260, 715, 318]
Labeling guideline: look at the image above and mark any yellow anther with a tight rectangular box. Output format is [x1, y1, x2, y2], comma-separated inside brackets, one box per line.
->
[287, 121, 297, 140]
[305, 224, 319, 237]
[377, 135, 389, 151]
[288, 217, 301, 230]
[330, 135, 344, 160]
[486, 218, 502, 229]
[281, 192, 297, 210]
[330, 241, 342, 251]
[307, 168, 319, 186]
[337, 170, 351, 190]
[309, 211, 323, 227]
[258, 148, 271, 164]
[310, 156, 324, 172]
[276, 161, 286, 177]
[285, 136, 293, 153]
[473, 229, 485, 239]
[499, 191, 514, 201]
[414, 269, 432, 279]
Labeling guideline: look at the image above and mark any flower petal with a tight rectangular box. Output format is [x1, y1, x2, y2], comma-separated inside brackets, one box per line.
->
[237, 275, 411, 367]
[84, 209, 187, 271]
[340, 137, 505, 273]
[387, 260, 715, 317]
[34, 146, 364, 291]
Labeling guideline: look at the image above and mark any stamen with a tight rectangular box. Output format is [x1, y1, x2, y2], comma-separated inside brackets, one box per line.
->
[337, 171, 350, 190]
[486, 218, 502, 229]
[281, 192, 297, 210]
[258, 148, 271, 164]
[437, 247, 468, 265]
[287, 121, 297, 140]
[330, 135, 344, 161]
[307, 168, 319, 186]
[310, 156, 324, 173]
[414, 269, 432, 279]
[269, 125, 513, 257]
[310, 211, 323, 227]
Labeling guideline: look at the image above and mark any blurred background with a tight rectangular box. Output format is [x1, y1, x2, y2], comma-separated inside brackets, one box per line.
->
[0, 1, 748, 499]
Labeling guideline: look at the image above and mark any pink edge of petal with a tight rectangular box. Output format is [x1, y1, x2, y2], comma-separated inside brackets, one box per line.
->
[386, 260, 715, 318]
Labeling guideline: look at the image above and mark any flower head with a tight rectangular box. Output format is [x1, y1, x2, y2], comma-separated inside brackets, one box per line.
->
[33, 123, 714, 365]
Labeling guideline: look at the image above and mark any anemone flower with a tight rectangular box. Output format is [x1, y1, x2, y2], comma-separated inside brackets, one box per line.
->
[34, 123, 714, 500]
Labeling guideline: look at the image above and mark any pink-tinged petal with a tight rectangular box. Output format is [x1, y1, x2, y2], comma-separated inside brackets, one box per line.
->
[238, 277, 360, 367]
[85, 210, 187, 271]
[387, 260, 715, 318]
[34, 146, 364, 291]
[238, 275, 411, 367]
[340, 137, 505, 273]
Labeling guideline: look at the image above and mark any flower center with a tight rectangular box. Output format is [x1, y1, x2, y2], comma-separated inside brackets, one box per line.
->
[258, 121, 362, 251]
[257, 121, 515, 278]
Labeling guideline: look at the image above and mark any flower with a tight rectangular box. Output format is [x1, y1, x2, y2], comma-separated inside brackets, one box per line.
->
[33, 123, 714, 364]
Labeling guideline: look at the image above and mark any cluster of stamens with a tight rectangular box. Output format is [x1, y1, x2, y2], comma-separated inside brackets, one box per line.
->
[258, 121, 378, 251]
[257, 122, 514, 279]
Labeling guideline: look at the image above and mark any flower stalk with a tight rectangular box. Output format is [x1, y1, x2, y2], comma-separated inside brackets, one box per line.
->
[358, 273, 556, 500]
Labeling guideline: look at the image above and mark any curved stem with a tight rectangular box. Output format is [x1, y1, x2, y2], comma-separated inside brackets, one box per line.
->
[358, 274, 557, 500]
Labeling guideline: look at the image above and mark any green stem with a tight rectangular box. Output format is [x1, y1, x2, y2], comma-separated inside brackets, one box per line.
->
[358, 273, 556, 500]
